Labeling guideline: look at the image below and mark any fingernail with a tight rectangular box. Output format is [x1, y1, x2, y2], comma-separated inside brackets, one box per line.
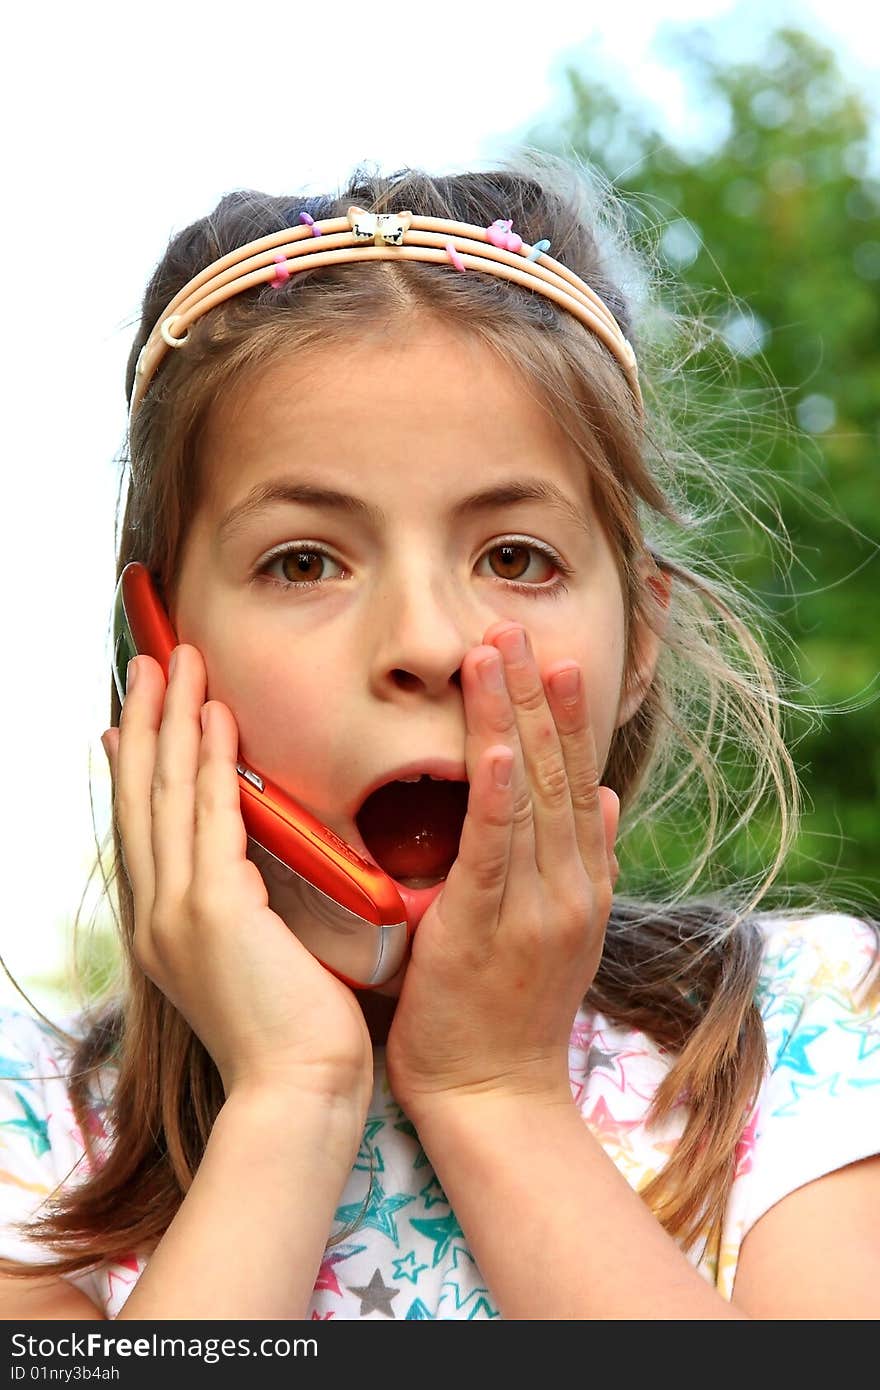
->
[125, 658, 139, 693]
[100, 732, 111, 762]
[477, 654, 504, 692]
[499, 626, 528, 661]
[550, 667, 580, 705]
[168, 648, 178, 679]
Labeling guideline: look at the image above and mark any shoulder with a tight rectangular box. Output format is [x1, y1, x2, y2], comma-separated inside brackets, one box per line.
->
[725, 911, 880, 1246]
[755, 909, 878, 990]
[752, 910, 879, 1058]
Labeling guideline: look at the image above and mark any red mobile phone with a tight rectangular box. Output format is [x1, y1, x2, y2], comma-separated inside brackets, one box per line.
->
[111, 562, 409, 988]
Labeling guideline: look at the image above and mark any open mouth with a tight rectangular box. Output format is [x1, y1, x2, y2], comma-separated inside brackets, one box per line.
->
[355, 775, 470, 890]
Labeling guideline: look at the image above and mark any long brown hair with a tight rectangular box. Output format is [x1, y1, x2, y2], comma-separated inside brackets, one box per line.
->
[4, 153, 875, 1278]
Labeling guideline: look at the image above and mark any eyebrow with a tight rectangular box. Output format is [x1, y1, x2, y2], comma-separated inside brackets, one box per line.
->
[217, 477, 592, 543]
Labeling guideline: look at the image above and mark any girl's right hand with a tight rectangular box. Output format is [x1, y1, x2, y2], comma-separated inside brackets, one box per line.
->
[102, 644, 374, 1115]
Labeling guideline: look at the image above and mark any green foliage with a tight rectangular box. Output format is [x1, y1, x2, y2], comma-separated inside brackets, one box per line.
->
[531, 25, 879, 909]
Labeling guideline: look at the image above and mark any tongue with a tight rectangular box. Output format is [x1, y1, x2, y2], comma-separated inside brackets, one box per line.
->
[356, 780, 468, 881]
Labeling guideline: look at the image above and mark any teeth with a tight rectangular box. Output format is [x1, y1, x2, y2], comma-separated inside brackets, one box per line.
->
[396, 773, 448, 783]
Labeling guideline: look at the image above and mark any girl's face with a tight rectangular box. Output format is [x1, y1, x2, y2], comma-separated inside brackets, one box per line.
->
[172, 323, 641, 989]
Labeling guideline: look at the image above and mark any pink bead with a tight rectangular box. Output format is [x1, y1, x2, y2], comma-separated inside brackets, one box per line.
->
[445, 240, 466, 272]
[487, 219, 521, 252]
[270, 254, 290, 288]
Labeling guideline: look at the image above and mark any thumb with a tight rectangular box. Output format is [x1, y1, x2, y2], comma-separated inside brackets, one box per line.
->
[101, 727, 119, 783]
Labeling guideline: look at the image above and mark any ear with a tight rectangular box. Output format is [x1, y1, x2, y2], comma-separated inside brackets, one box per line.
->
[615, 559, 671, 729]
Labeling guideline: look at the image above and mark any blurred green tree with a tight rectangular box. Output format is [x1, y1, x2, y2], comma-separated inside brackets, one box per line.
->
[530, 25, 879, 908]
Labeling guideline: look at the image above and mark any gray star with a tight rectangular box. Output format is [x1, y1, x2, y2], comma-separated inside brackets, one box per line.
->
[587, 1044, 619, 1074]
[348, 1267, 400, 1318]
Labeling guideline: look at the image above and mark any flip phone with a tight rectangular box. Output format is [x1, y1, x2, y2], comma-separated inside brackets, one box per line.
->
[111, 562, 409, 988]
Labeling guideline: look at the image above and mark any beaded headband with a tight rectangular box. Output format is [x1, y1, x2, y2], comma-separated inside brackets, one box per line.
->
[129, 206, 642, 420]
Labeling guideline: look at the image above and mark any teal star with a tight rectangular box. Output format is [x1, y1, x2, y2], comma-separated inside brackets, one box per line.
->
[392, 1251, 428, 1284]
[410, 1211, 463, 1266]
[405, 1298, 436, 1320]
[0, 1057, 36, 1084]
[354, 1118, 386, 1172]
[776, 1024, 824, 1075]
[418, 1175, 448, 1209]
[393, 1115, 429, 1167]
[335, 1180, 415, 1245]
[438, 1280, 500, 1319]
[839, 1017, 880, 1061]
[773, 1071, 841, 1118]
[0, 1091, 50, 1157]
[450, 1245, 477, 1272]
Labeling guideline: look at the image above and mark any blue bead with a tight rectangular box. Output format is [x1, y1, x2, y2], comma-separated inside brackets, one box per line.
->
[526, 238, 551, 261]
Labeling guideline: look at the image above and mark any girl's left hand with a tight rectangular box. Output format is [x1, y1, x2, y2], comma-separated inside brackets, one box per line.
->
[385, 621, 620, 1117]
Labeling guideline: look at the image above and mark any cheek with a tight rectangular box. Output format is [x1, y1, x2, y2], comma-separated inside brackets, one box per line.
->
[543, 604, 626, 766]
[201, 633, 351, 809]
[583, 650, 626, 765]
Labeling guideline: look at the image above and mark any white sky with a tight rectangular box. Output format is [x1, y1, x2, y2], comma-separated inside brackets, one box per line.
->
[1, 0, 877, 1012]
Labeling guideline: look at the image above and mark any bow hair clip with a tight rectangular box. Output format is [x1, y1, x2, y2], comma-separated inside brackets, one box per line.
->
[347, 206, 413, 246]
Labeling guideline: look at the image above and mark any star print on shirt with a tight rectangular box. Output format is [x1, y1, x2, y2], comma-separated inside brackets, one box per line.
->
[418, 1175, 448, 1209]
[392, 1114, 430, 1168]
[106, 1253, 141, 1305]
[0, 1056, 37, 1084]
[438, 1280, 499, 1319]
[392, 1251, 428, 1284]
[409, 1211, 464, 1266]
[334, 1180, 415, 1245]
[405, 1298, 435, 1320]
[776, 1024, 823, 1075]
[772, 1071, 841, 1118]
[348, 1268, 399, 1318]
[0, 1091, 50, 1156]
[733, 1107, 761, 1178]
[354, 1118, 386, 1172]
[838, 1015, 880, 1061]
[313, 1244, 366, 1296]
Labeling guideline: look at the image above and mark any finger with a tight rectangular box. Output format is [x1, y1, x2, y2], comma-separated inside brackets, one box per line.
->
[191, 700, 255, 894]
[149, 644, 206, 906]
[488, 625, 581, 878]
[112, 655, 165, 909]
[543, 662, 618, 884]
[461, 643, 536, 893]
[440, 742, 514, 931]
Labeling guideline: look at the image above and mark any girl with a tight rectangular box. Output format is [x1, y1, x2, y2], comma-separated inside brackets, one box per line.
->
[1, 156, 878, 1321]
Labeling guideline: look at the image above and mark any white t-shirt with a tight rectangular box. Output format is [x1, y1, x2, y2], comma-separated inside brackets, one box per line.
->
[1, 912, 878, 1318]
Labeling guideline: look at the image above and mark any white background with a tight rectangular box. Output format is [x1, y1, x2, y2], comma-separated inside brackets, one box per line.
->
[1, 0, 876, 1012]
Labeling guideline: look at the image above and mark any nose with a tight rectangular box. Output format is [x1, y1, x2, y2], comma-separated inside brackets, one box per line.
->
[367, 562, 484, 699]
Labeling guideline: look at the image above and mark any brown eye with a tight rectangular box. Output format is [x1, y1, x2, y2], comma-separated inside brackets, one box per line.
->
[280, 550, 327, 583]
[486, 543, 555, 584]
[259, 547, 343, 589]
